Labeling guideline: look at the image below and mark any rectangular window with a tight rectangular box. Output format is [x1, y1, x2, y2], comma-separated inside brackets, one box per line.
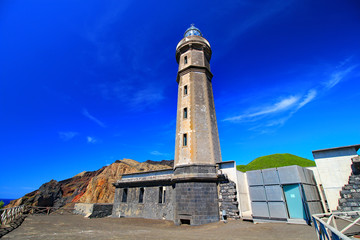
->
[184, 56, 188, 64]
[159, 186, 163, 203]
[183, 133, 187, 146]
[163, 188, 166, 203]
[121, 188, 128, 203]
[139, 187, 144, 203]
[184, 85, 188, 95]
[183, 107, 188, 119]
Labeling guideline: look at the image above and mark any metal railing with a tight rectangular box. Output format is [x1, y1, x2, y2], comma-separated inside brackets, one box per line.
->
[313, 211, 360, 240]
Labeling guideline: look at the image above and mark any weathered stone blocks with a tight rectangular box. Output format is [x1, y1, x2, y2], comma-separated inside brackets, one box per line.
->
[338, 165, 360, 213]
[218, 180, 240, 220]
[173, 165, 220, 225]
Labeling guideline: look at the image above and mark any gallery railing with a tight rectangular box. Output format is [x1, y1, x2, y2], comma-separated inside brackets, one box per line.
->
[313, 211, 360, 240]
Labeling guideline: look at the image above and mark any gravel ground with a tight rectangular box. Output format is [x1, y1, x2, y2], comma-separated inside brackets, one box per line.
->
[2, 215, 318, 240]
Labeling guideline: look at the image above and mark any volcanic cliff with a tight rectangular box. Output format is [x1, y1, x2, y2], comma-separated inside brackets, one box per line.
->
[7, 159, 173, 208]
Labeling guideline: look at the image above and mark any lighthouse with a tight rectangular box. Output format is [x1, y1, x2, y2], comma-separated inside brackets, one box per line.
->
[173, 25, 222, 225]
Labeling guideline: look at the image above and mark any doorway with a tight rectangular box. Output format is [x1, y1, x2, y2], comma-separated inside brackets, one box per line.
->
[283, 184, 306, 219]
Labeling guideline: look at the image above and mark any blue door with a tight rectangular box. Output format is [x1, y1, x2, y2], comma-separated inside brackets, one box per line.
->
[283, 184, 306, 219]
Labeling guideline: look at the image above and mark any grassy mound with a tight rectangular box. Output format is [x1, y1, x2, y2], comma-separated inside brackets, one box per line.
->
[236, 153, 315, 172]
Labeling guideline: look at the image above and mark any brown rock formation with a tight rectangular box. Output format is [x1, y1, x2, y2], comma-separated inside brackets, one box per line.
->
[6, 159, 173, 208]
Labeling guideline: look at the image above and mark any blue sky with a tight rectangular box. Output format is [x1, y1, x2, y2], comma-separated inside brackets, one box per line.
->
[1, 0, 359, 198]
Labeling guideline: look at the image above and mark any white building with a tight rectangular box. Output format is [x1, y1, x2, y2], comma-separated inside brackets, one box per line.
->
[312, 144, 360, 211]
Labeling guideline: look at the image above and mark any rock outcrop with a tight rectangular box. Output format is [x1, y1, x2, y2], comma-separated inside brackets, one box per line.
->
[6, 159, 173, 208]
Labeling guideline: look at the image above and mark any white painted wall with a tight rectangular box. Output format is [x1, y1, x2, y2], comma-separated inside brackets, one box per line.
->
[236, 171, 252, 219]
[313, 146, 359, 211]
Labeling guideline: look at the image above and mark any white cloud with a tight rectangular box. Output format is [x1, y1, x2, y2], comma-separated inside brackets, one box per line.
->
[21, 186, 36, 190]
[95, 82, 164, 111]
[222, 0, 295, 49]
[224, 57, 358, 132]
[150, 150, 169, 156]
[59, 131, 78, 141]
[324, 65, 357, 89]
[87, 136, 97, 144]
[82, 109, 106, 128]
[297, 89, 317, 110]
[224, 96, 299, 122]
[131, 88, 164, 110]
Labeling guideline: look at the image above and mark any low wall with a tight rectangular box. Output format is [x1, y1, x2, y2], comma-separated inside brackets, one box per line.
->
[74, 203, 113, 218]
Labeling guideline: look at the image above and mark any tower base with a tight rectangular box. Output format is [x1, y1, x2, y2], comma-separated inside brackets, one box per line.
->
[173, 165, 220, 225]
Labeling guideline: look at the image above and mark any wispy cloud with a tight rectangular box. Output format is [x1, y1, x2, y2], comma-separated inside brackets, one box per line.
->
[82, 109, 106, 128]
[219, 0, 295, 55]
[150, 150, 169, 157]
[324, 65, 357, 89]
[87, 136, 97, 144]
[131, 89, 164, 109]
[224, 96, 299, 122]
[96, 82, 165, 111]
[225, 89, 317, 130]
[59, 131, 78, 141]
[224, 57, 357, 132]
[21, 186, 36, 190]
[297, 89, 317, 110]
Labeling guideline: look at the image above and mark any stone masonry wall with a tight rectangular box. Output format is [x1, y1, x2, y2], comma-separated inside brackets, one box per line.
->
[338, 157, 360, 215]
[112, 185, 174, 220]
[219, 180, 240, 220]
[338, 175, 360, 212]
[174, 181, 219, 225]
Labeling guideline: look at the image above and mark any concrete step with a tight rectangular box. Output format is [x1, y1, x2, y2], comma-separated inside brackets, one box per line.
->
[343, 185, 360, 190]
[219, 198, 238, 203]
[338, 201, 360, 207]
[339, 198, 360, 203]
[349, 176, 360, 181]
[341, 188, 360, 193]
[349, 180, 360, 185]
[338, 206, 352, 211]
[341, 192, 360, 198]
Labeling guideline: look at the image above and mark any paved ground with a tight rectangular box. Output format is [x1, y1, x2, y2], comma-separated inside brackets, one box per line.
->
[2, 215, 318, 240]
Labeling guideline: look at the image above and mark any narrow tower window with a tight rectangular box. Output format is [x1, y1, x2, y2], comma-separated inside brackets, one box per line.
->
[183, 133, 187, 146]
[183, 107, 188, 119]
[122, 189, 128, 203]
[139, 187, 144, 203]
[184, 56, 188, 64]
[184, 85, 188, 95]
[159, 186, 163, 203]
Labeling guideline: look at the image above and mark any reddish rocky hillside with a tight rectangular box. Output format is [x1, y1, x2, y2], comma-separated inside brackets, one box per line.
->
[7, 159, 173, 208]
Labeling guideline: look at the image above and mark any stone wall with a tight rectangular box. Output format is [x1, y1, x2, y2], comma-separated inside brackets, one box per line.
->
[338, 159, 360, 214]
[112, 185, 174, 220]
[74, 203, 113, 218]
[174, 181, 219, 225]
[173, 165, 220, 225]
[219, 181, 240, 219]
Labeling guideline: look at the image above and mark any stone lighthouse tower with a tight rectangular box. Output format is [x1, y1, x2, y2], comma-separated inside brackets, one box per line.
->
[173, 25, 222, 225]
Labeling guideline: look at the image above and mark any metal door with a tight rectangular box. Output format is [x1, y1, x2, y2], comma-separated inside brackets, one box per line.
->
[283, 184, 306, 219]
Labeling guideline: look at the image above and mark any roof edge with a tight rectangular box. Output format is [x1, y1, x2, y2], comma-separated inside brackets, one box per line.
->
[312, 144, 360, 153]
